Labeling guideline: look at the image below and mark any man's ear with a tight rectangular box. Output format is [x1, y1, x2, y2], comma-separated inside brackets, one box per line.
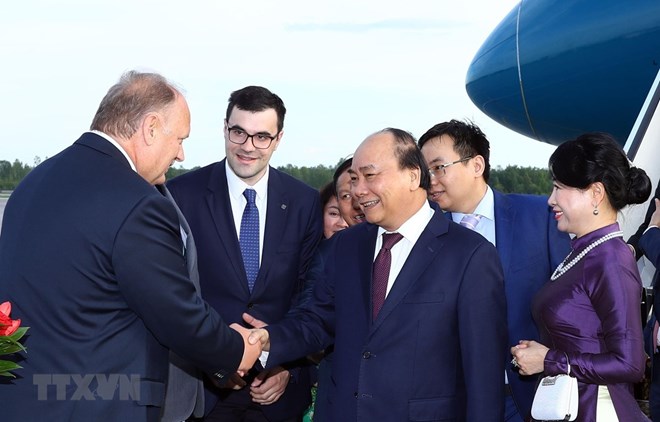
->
[409, 167, 421, 190]
[472, 155, 486, 178]
[142, 113, 159, 146]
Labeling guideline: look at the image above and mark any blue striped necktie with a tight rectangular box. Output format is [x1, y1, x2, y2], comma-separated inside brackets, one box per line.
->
[240, 189, 259, 292]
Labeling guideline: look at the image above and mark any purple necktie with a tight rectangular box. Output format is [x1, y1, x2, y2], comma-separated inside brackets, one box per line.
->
[372, 232, 404, 320]
[459, 214, 482, 231]
[240, 189, 259, 292]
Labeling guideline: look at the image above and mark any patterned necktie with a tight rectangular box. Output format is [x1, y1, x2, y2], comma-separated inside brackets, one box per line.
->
[372, 232, 404, 320]
[459, 213, 482, 231]
[240, 189, 259, 292]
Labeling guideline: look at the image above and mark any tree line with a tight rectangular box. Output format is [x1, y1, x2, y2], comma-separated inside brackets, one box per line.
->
[0, 158, 553, 195]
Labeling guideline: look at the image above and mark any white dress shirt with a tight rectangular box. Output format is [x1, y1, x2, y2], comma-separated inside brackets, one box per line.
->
[375, 201, 435, 297]
[451, 185, 496, 247]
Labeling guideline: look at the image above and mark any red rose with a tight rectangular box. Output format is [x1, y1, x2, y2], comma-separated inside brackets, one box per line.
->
[0, 301, 21, 336]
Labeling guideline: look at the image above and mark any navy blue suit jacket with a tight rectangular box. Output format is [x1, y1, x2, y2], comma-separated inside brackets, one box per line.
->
[0, 133, 244, 421]
[641, 228, 660, 271]
[168, 159, 322, 419]
[267, 208, 508, 421]
[490, 190, 571, 419]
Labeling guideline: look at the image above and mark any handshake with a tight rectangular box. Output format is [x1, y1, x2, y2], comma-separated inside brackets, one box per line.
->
[228, 313, 272, 376]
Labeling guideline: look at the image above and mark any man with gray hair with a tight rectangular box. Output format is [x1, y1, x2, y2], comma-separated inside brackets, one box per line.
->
[0, 71, 266, 421]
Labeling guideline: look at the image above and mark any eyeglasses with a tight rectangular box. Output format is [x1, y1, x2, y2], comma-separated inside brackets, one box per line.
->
[428, 156, 473, 178]
[227, 125, 279, 149]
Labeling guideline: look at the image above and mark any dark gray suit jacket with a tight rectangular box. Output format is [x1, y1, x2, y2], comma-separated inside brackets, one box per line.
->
[158, 185, 205, 421]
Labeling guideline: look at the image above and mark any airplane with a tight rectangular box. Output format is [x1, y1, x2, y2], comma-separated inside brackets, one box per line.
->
[465, 0, 660, 252]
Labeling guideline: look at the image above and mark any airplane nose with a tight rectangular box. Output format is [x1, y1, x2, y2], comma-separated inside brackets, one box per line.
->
[465, 0, 660, 148]
[465, 5, 529, 138]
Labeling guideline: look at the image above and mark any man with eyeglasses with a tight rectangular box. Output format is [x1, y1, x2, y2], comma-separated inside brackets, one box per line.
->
[168, 86, 322, 422]
[418, 119, 571, 422]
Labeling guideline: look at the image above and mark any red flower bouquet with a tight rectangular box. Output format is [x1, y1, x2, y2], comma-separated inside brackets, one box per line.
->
[0, 301, 29, 377]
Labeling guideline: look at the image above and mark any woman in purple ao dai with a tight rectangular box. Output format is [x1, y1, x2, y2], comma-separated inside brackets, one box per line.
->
[511, 133, 652, 422]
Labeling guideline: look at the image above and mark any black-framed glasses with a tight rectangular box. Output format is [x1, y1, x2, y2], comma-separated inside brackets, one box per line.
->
[428, 156, 473, 178]
[227, 125, 279, 149]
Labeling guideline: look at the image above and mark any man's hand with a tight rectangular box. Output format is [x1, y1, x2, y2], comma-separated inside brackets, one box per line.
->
[243, 313, 271, 351]
[250, 366, 291, 405]
[230, 323, 267, 374]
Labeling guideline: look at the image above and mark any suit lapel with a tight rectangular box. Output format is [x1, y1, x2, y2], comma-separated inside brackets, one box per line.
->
[206, 161, 251, 296]
[493, 190, 514, 277]
[158, 184, 200, 292]
[370, 212, 450, 333]
[254, 168, 287, 295]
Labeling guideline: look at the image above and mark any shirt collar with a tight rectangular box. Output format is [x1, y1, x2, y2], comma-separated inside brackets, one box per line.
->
[225, 160, 269, 202]
[377, 201, 435, 243]
[452, 185, 494, 223]
[90, 130, 137, 172]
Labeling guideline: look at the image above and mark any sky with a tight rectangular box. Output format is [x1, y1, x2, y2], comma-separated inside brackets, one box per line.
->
[0, 0, 557, 171]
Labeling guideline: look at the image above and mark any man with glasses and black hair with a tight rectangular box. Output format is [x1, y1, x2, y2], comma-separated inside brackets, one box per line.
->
[168, 86, 322, 422]
[418, 119, 571, 422]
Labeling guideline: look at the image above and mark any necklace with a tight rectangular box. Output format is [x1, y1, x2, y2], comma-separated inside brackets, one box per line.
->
[550, 230, 624, 281]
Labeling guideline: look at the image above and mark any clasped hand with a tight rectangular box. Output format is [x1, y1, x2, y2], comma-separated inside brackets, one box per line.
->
[229, 320, 269, 376]
[224, 316, 286, 405]
[510, 340, 549, 376]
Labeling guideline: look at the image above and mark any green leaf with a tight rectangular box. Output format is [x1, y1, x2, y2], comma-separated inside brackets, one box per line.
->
[8, 327, 29, 342]
[0, 359, 21, 373]
[0, 333, 27, 355]
[0, 342, 26, 354]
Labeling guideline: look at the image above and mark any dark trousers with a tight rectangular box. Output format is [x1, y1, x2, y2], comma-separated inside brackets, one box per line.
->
[202, 396, 301, 422]
[651, 352, 660, 421]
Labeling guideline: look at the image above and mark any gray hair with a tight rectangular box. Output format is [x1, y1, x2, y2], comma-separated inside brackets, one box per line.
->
[90, 70, 179, 139]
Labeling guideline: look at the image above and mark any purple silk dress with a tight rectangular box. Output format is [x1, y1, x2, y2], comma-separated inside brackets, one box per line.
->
[532, 223, 649, 421]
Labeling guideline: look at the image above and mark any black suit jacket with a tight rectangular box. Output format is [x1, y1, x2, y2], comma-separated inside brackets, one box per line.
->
[0, 133, 244, 421]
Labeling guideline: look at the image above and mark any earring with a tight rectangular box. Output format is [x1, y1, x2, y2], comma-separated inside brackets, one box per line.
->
[593, 206, 599, 215]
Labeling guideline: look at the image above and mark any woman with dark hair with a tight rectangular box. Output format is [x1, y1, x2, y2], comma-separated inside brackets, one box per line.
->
[511, 132, 652, 421]
[319, 181, 348, 239]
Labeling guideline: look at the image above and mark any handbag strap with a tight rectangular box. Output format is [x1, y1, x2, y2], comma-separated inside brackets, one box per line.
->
[564, 352, 571, 376]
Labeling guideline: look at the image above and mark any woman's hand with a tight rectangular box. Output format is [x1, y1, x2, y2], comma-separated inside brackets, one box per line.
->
[510, 340, 549, 376]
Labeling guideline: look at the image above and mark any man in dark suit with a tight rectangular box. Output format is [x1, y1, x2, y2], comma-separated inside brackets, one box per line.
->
[248, 128, 507, 421]
[167, 86, 322, 422]
[417, 120, 571, 422]
[629, 183, 660, 420]
[0, 71, 265, 421]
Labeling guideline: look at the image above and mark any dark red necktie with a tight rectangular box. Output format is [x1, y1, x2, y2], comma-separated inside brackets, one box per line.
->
[372, 232, 403, 320]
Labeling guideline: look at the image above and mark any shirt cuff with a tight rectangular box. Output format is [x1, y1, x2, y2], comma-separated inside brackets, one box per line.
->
[259, 351, 269, 368]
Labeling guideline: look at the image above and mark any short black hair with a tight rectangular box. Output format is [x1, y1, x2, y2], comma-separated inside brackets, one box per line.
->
[418, 119, 491, 182]
[332, 157, 353, 193]
[226, 86, 286, 132]
[319, 181, 337, 208]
